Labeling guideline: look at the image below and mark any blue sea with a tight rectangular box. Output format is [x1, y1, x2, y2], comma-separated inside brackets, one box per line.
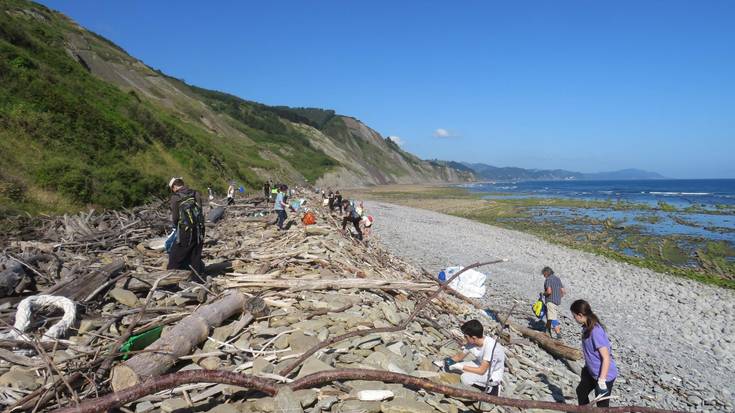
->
[464, 179, 735, 209]
[462, 179, 735, 250]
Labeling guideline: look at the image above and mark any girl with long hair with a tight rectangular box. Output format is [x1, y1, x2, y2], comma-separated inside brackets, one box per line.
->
[570, 299, 618, 407]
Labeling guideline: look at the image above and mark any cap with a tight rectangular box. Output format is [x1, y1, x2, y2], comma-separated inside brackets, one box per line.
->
[168, 177, 182, 190]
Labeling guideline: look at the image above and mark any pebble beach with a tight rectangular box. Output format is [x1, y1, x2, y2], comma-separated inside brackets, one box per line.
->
[368, 201, 735, 412]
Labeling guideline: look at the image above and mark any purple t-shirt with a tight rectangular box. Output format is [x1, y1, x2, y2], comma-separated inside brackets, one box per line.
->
[582, 325, 618, 381]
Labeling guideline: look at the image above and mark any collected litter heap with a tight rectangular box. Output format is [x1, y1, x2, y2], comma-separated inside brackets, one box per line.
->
[0, 194, 682, 413]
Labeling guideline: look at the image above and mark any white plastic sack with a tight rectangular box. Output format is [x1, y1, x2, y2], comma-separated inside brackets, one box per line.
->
[443, 266, 487, 298]
[147, 236, 167, 251]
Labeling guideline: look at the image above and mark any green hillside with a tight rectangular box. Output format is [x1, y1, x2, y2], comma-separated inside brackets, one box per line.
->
[0, 0, 471, 217]
[0, 0, 331, 215]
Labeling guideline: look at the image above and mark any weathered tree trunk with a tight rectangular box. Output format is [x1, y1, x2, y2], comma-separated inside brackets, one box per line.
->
[510, 323, 582, 360]
[110, 292, 248, 391]
[222, 277, 436, 291]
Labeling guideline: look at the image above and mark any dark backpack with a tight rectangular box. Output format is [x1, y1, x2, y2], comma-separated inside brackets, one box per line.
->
[176, 194, 204, 245]
[349, 201, 360, 220]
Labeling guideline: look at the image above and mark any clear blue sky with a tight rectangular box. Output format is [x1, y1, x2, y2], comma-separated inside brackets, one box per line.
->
[39, 0, 735, 178]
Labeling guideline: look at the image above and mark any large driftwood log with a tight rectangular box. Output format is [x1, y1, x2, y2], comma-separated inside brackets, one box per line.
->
[220, 276, 436, 291]
[115, 270, 191, 291]
[511, 323, 582, 360]
[111, 292, 249, 391]
[46, 260, 125, 301]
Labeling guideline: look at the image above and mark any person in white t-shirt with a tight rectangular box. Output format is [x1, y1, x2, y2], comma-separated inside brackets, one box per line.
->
[226, 183, 235, 205]
[447, 319, 505, 395]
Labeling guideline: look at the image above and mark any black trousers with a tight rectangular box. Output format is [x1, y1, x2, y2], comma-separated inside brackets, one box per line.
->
[342, 216, 363, 240]
[472, 384, 499, 396]
[577, 367, 615, 407]
[276, 209, 287, 229]
[167, 240, 204, 274]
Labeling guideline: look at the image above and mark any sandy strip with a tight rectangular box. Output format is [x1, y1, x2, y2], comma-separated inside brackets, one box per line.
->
[367, 201, 735, 409]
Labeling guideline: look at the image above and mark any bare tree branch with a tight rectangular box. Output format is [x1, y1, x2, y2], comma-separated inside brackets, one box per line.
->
[49, 368, 686, 413]
[50, 370, 278, 413]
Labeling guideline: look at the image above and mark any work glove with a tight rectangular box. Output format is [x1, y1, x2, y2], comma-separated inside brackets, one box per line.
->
[442, 357, 456, 372]
[596, 379, 608, 394]
[449, 362, 466, 372]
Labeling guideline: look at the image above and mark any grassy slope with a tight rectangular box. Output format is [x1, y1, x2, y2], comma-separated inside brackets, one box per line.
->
[0, 0, 335, 215]
[0, 0, 468, 217]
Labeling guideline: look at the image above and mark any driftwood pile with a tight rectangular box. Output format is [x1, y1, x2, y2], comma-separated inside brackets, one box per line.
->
[0, 193, 683, 413]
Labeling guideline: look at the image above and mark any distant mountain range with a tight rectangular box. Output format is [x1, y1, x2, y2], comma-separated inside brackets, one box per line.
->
[460, 163, 666, 181]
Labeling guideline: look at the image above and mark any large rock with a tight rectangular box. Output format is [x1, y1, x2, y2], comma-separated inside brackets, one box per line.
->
[160, 398, 189, 413]
[380, 399, 433, 413]
[0, 366, 40, 390]
[295, 356, 334, 379]
[207, 404, 246, 413]
[108, 288, 139, 307]
[291, 319, 328, 333]
[273, 387, 303, 413]
[336, 400, 381, 413]
[252, 397, 275, 412]
[292, 389, 318, 408]
[288, 331, 319, 353]
[252, 357, 275, 374]
[379, 302, 402, 326]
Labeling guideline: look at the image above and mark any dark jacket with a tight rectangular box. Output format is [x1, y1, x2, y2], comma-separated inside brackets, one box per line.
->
[170, 187, 203, 228]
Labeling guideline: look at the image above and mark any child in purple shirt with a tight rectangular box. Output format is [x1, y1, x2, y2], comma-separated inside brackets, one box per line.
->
[570, 299, 618, 407]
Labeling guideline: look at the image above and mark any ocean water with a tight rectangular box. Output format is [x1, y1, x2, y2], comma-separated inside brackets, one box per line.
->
[463, 179, 735, 253]
[465, 179, 735, 209]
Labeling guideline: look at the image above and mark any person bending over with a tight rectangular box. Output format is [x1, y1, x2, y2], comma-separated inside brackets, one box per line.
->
[446, 319, 505, 395]
[341, 199, 363, 240]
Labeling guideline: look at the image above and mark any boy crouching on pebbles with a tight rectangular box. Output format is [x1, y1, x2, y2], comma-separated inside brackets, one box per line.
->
[445, 320, 505, 395]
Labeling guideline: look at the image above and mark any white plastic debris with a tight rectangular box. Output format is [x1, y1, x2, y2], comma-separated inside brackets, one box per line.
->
[0, 294, 77, 342]
[441, 266, 487, 298]
[357, 390, 394, 401]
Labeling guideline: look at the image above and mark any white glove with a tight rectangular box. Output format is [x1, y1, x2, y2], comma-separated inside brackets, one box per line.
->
[449, 362, 465, 372]
[596, 379, 608, 393]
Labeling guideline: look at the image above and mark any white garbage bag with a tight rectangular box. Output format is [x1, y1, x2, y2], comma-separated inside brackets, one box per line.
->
[443, 266, 487, 298]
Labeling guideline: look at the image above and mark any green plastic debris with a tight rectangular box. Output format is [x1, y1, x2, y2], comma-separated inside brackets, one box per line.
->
[119, 325, 163, 360]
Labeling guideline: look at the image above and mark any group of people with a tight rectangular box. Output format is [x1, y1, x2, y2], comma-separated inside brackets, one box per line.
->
[207, 182, 244, 206]
[322, 189, 372, 241]
[450, 292, 617, 407]
[539, 266, 617, 406]
[447, 267, 617, 407]
[166, 177, 616, 408]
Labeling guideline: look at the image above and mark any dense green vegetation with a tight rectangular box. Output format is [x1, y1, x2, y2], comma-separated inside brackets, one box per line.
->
[0, 0, 471, 218]
[0, 0, 339, 215]
[185, 86, 338, 182]
[267, 106, 336, 129]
